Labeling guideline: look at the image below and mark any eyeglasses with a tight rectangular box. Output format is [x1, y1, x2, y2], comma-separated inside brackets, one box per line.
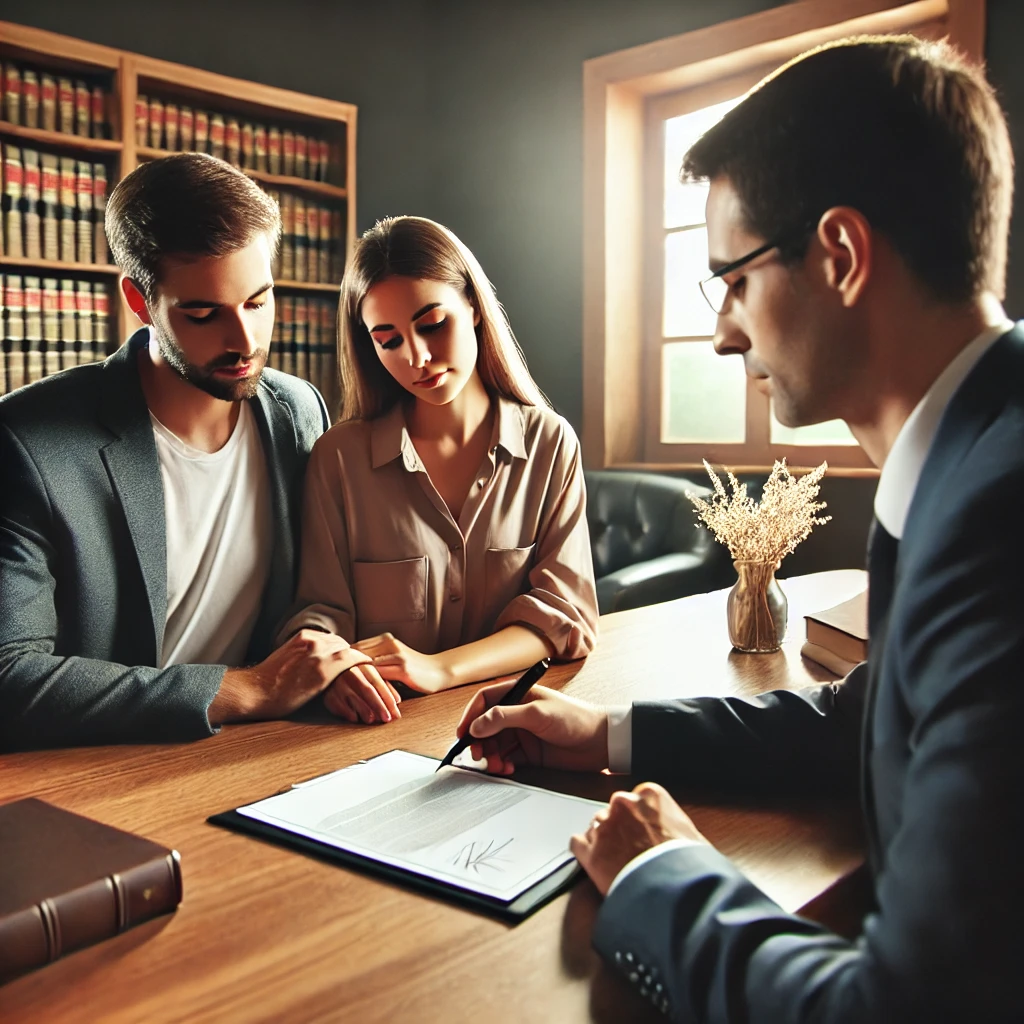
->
[698, 223, 815, 315]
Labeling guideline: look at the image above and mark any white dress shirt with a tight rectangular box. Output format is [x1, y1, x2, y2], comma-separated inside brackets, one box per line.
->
[605, 316, 1015, 896]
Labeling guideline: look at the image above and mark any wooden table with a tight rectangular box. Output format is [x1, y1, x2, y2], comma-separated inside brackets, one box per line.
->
[0, 570, 867, 1023]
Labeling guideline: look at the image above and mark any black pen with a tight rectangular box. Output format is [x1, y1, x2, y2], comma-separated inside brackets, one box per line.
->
[434, 658, 551, 772]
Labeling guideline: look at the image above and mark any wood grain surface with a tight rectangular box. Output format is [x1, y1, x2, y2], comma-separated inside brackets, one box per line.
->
[0, 570, 867, 1023]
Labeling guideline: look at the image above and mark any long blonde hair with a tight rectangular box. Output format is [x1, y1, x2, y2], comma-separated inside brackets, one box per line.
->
[338, 216, 549, 421]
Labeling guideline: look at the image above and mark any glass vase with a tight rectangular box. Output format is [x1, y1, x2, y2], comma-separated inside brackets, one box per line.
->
[727, 560, 788, 653]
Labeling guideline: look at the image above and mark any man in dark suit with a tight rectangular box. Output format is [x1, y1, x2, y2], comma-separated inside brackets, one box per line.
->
[0, 154, 392, 751]
[458, 37, 1024, 1020]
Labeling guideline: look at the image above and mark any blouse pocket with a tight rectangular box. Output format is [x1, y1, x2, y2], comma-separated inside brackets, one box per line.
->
[352, 556, 428, 625]
[485, 544, 536, 598]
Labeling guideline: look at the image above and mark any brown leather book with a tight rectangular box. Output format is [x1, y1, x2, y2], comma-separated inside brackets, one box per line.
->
[0, 798, 182, 983]
[804, 589, 869, 666]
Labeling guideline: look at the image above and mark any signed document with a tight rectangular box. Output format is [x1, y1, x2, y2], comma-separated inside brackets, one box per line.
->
[236, 750, 604, 902]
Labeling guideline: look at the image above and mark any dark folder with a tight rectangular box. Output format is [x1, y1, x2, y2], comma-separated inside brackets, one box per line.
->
[209, 751, 587, 924]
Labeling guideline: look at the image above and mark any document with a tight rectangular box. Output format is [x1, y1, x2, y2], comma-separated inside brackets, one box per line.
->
[236, 750, 605, 902]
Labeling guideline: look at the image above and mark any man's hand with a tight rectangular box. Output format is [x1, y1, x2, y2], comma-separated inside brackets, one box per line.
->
[323, 663, 403, 724]
[355, 632, 453, 694]
[209, 629, 373, 724]
[456, 682, 609, 774]
[570, 782, 709, 896]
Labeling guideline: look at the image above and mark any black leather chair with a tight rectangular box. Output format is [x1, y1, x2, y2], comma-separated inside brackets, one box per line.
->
[584, 470, 734, 614]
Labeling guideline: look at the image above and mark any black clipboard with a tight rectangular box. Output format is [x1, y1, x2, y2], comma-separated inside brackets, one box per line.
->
[208, 752, 586, 924]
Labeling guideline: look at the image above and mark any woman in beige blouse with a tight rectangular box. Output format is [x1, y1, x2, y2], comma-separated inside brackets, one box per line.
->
[283, 216, 599, 725]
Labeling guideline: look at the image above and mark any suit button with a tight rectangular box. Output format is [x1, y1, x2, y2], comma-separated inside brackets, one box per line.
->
[614, 952, 623, 964]
[625, 953, 634, 964]
[628, 971, 638, 983]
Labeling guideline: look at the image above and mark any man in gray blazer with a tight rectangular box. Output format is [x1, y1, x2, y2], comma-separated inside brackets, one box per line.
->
[0, 154, 378, 750]
[458, 37, 1024, 1021]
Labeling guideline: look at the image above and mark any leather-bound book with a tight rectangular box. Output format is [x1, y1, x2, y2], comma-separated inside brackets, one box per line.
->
[0, 799, 182, 983]
[802, 589, 868, 675]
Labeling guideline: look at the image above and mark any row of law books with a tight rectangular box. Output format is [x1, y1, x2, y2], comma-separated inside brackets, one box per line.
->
[1, 144, 110, 264]
[136, 97, 335, 182]
[266, 189, 344, 285]
[269, 296, 336, 398]
[1, 62, 112, 139]
[1, 273, 111, 396]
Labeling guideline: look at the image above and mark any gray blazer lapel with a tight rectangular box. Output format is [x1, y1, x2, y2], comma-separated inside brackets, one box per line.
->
[97, 330, 167, 664]
[247, 378, 301, 661]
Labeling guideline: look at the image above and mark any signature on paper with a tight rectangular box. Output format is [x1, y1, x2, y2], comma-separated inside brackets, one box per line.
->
[451, 838, 514, 873]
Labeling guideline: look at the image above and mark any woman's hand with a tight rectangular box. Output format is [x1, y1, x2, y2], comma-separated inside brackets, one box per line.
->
[323, 662, 403, 725]
[354, 633, 454, 694]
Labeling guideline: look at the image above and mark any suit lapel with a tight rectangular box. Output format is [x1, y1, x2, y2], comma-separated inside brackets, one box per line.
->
[861, 517, 899, 876]
[247, 378, 300, 661]
[97, 330, 167, 665]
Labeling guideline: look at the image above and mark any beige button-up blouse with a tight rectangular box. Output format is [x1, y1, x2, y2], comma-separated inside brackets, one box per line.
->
[282, 398, 598, 659]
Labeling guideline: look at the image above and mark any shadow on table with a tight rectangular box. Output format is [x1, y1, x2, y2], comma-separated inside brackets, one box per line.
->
[0, 913, 174, 1009]
[560, 880, 662, 1022]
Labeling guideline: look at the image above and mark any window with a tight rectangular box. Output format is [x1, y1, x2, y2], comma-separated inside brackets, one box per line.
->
[583, 0, 985, 474]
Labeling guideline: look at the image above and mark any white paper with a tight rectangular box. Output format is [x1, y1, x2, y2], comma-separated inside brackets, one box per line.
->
[236, 750, 605, 902]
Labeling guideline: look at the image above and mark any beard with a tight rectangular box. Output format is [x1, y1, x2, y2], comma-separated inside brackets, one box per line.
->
[151, 321, 268, 402]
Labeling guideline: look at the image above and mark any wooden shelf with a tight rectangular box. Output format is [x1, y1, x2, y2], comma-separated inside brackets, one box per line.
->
[273, 279, 341, 293]
[0, 121, 122, 153]
[245, 168, 346, 201]
[135, 146, 346, 200]
[0, 255, 120, 275]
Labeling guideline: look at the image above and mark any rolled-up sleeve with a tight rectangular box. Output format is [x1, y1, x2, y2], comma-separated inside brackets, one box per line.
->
[493, 426, 599, 659]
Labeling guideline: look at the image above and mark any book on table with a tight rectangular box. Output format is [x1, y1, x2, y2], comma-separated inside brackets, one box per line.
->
[802, 589, 868, 675]
[0, 798, 182, 983]
[211, 749, 606, 923]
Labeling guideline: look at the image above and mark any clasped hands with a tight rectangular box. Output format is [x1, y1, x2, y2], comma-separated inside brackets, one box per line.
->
[457, 681, 710, 895]
[323, 632, 452, 725]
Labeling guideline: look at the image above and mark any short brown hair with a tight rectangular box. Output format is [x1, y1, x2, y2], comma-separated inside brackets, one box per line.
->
[682, 36, 1014, 303]
[105, 153, 281, 298]
[338, 216, 548, 421]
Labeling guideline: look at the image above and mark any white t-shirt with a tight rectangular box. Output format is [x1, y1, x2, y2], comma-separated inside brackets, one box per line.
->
[150, 402, 272, 668]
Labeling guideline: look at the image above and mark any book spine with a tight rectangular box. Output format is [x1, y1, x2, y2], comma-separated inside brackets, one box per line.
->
[41, 75, 57, 133]
[164, 103, 179, 152]
[74, 80, 90, 137]
[179, 106, 194, 152]
[57, 77, 74, 135]
[135, 94, 149, 147]
[0, 851, 181, 983]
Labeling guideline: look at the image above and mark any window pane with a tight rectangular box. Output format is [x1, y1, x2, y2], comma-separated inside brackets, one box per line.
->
[664, 227, 716, 338]
[770, 412, 858, 446]
[664, 97, 742, 229]
[662, 341, 746, 444]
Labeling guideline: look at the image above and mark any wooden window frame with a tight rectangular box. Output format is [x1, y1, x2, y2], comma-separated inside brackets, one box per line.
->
[582, 0, 986, 476]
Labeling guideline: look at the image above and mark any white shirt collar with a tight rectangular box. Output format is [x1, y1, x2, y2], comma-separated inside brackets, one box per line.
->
[874, 318, 1015, 538]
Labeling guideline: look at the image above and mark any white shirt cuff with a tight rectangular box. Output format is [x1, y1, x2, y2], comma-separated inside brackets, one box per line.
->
[606, 838, 704, 897]
[606, 705, 632, 774]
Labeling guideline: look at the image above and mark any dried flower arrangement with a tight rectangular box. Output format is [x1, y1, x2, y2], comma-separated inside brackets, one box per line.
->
[690, 459, 831, 566]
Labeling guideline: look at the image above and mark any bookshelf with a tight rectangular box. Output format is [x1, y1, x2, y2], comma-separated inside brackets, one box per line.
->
[1, 20, 356, 413]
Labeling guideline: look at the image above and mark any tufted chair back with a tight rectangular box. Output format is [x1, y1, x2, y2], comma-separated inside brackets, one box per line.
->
[584, 470, 734, 612]
[584, 471, 711, 575]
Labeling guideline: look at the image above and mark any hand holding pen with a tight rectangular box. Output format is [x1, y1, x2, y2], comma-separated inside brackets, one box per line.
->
[446, 662, 612, 776]
[436, 659, 550, 771]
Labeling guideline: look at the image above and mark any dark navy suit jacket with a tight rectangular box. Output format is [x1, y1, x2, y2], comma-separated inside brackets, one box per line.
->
[594, 325, 1024, 1022]
[0, 329, 329, 750]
